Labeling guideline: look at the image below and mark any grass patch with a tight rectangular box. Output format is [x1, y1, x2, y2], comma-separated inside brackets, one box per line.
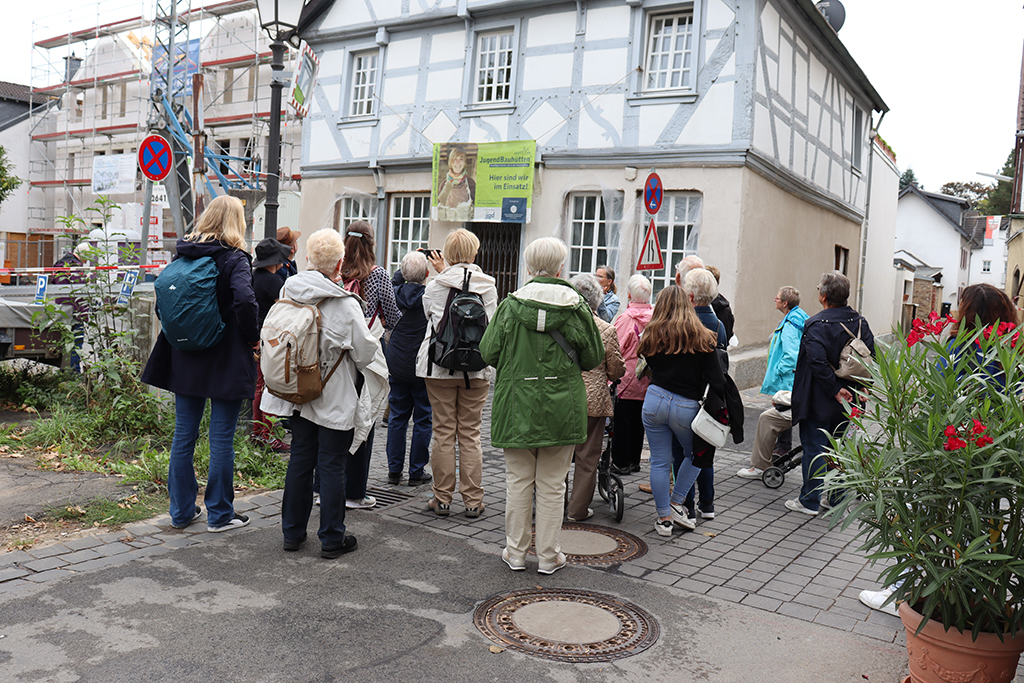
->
[44, 493, 165, 529]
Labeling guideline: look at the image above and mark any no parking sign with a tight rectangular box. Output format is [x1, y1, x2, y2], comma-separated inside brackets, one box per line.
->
[138, 135, 172, 182]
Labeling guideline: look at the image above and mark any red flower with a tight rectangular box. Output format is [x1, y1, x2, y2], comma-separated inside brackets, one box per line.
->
[975, 435, 994, 448]
[849, 405, 863, 418]
[983, 325, 995, 340]
[998, 322, 1016, 336]
[907, 330, 925, 347]
[971, 419, 986, 435]
[944, 436, 968, 451]
[944, 425, 958, 437]
[946, 314, 956, 324]
[928, 311, 939, 322]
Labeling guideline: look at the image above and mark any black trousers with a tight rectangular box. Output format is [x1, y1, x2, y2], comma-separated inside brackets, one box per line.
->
[282, 414, 354, 550]
[612, 398, 645, 469]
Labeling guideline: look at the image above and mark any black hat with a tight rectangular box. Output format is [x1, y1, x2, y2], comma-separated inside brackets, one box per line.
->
[252, 238, 292, 269]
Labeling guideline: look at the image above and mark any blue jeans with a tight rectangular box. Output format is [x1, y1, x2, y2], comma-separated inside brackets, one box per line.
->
[642, 385, 703, 518]
[282, 414, 354, 549]
[798, 416, 847, 510]
[168, 395, 241, 528]
[386, 378, 432, 478]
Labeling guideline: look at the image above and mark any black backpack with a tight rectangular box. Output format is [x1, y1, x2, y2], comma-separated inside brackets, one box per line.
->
[429, 267, 488, 386]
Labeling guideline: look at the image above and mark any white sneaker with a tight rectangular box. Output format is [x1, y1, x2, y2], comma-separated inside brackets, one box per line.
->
[859, 588, 899, 616]
[313, 494, 320, 507]
[502, 548, 526, 571]
[736, 467, 764, 479]
[654, 519, 674, 537]
[785, 499, 819, 516]
[567, 508, 593, 522]
[346, 496, 377, 509]
[669, 503, 696, 530]
[538, 552, 567, 575]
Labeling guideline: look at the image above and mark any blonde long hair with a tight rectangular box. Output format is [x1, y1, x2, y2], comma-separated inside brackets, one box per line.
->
[638, 285, 716, 356]
[184, 195, 247, 250]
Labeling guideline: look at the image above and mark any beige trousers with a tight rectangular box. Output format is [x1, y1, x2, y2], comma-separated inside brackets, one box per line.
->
[424, 377, 488, 508]
[566, 416, 605, 520]
[503, 444, 575, 567]
[751, 406, 793, 471]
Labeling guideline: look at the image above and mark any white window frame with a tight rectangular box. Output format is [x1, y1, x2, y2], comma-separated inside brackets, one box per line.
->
[645, 192, 702, 295]
[461, 18, 521, 115]
[644, 12, 695, 92]
[387, 194, 431, 275]
[338, 41, 384, 125]
[349, 49, 379, 118]
[567, 193, 621, 278]
[852, 107, 865, 171]
[628, 1, 702, 106]
[982, 260, 992, 274]
[474, 30, 514, 104]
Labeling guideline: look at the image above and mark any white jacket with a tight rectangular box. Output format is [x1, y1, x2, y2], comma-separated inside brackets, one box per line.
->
[261, 270, 388, 445]
[415, 263, 499, 380]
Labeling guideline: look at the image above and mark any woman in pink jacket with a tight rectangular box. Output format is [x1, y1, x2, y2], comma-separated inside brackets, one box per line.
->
[610, 274, 654, 475]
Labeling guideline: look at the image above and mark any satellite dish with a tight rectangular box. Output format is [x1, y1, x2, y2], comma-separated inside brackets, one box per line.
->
[815, 0, 846, 32]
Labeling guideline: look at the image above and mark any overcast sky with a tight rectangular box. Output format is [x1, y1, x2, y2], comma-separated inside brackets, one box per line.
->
[1, 1, 1021, 192]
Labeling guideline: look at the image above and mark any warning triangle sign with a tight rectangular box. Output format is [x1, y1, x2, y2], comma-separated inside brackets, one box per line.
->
[636, 218, 664, 271]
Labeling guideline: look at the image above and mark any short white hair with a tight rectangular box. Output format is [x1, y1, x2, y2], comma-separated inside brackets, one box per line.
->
[675, 255, 705, 281]
[400, 250, 428, 283]
[683, 268, 718, 306]
[570, 273, 603, 312]
[306, 228, 346, 274]
[524, 237, 567, 278]
[626, 274, 652, 303]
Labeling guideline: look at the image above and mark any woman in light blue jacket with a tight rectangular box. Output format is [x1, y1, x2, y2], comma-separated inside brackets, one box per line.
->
[738, 286, 807, 479]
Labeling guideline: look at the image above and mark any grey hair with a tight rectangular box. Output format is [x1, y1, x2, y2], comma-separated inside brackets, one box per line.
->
[524, 237, 568, 278]
[777, 285, 800, 309]
[400, 250, 428, 283]
[674, 254, 705, 280]
[626, 274, 652, 303]
[818, 271, 850, 307]
[570, 273, 603, 312]
[305, 228, 346, 274]
[683, 268, 718, 306]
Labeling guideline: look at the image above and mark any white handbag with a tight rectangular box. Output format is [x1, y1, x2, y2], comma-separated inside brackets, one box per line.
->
[691, 389, 729, 447]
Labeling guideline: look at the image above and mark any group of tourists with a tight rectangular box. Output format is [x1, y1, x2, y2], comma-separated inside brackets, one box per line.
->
[139, 193, 1018, 582]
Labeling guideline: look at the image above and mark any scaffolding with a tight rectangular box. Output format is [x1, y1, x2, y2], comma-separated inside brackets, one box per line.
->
[25, 0, 302, 257]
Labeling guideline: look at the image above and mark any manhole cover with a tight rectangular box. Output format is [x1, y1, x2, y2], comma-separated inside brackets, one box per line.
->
[529, 523, 647, 566]
[474, 588, 660, 662]
[364, 486, 416, 508]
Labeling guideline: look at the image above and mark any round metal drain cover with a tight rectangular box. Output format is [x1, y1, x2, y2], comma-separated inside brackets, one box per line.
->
[529, 523, 647, 567]
[474, 588, 659, 662]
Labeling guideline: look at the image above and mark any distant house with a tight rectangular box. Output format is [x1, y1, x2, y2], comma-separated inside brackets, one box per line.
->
[0, 81, 45, 270]
[895, 184, 973, 310]
[963, 214, 1008, 291]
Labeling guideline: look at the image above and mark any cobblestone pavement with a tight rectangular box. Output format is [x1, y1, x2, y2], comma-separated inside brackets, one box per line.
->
[0, 388, 909, 651]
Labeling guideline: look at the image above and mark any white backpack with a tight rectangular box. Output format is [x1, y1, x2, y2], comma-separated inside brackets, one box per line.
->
[260, 298, 345, 404]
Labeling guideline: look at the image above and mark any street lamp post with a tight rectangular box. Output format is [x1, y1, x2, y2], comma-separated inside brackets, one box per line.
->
[255, 0, 307, 240]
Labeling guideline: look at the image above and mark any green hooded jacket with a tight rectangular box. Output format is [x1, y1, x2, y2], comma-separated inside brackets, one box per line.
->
[480, 277, 605, 449]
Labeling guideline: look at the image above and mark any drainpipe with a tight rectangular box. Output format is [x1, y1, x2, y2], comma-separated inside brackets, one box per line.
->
[857, 109, 887, 312]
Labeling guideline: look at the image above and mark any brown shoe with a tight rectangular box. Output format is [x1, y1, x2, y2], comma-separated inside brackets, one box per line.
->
[427, 497, 450, 516]
[639, 482, 652, 494]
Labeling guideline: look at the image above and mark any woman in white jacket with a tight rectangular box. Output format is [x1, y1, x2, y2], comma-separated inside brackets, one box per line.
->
[417, 229, 498, 518]
[265, 229, 385, 559]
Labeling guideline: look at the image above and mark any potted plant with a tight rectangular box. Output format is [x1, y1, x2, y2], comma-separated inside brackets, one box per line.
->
[825, 313, 1024, 683]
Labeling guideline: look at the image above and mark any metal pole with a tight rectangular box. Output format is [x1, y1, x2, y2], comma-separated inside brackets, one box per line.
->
[140, 179, 153, 267]
[192, 73, 206, 221]
[264, 38, 286, 240]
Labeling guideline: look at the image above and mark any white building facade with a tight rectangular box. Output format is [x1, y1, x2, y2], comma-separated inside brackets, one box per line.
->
[298, 0, 888, 357]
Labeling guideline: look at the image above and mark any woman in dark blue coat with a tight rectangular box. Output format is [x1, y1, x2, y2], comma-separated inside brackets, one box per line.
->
[142, 195, 259, 533]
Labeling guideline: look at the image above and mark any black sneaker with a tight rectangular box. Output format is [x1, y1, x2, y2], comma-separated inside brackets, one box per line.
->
[283, 533, 307, 552]
[171, 505, 203, 529]
[387, 472, 401, 485]
[208, 513, 250, 533]
[609, 464, 632, 476]
[321, 535, 357, 559]
[408, 473, 433, 486]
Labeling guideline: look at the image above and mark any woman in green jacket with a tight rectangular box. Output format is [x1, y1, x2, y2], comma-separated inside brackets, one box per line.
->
[480, 237, 604, 575]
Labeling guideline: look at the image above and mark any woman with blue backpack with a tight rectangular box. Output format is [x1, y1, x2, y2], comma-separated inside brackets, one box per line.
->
[142, 195, 258, 533]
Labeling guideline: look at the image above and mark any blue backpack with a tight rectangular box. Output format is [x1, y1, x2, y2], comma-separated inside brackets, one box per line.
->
[155, 256, 225, 351]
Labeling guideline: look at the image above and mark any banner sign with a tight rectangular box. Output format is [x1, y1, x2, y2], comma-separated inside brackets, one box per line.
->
[92, 153, 137, 194]
[151, 38, 201, 97]
[432, 140, 535, 223]
[289, 42, 320, 118]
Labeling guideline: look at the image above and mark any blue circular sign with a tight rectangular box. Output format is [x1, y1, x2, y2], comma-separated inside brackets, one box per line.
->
[644, 173, 663, 215]
[139, 134, 172, 182]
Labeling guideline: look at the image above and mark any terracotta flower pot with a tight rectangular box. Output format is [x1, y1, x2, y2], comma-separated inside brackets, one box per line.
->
[899, 602, 1024, 683]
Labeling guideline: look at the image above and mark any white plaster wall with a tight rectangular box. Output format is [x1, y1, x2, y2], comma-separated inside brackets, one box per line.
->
[859, 143, 900, 333]
[0, 118, 31, 235]
[895, 193, 964, 306]
[969, 239, 1007, 289]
